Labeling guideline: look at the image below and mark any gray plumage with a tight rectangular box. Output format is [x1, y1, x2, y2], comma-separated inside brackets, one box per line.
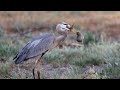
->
[14, 33, 55, 64]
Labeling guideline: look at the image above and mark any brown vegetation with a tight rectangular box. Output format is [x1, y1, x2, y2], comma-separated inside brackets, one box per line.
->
[0, 11, 120, 40]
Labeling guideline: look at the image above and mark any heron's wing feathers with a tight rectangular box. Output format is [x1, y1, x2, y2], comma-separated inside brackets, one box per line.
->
[14, 33, 55, 64]
[26, 34, 55, 59]
[13, 42, 31, 64]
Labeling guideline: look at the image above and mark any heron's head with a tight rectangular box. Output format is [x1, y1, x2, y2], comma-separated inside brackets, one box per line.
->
[56, 22, 77, 35]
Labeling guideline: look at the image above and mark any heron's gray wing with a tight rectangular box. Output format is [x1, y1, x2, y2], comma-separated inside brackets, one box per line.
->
[26, 33, 55, 59]
[13, 42, 31, 64]
[14, 33, 55, 64]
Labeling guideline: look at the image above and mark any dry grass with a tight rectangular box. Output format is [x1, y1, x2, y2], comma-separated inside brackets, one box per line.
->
[0, 35, 120, 79]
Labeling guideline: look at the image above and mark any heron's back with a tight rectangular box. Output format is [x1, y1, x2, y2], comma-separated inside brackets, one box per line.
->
[14, 33, 55, 64]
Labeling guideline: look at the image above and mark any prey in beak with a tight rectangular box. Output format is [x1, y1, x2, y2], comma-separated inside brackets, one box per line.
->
[69, 24, 84, 43]
[68, 24, 77, 34]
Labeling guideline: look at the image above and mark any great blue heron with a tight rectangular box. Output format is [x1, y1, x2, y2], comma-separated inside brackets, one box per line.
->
[13, 22, 81, 79]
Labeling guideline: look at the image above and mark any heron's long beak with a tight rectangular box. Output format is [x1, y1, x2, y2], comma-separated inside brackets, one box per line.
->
[69, 24, 77, 34]
[70, 28, 77, 34]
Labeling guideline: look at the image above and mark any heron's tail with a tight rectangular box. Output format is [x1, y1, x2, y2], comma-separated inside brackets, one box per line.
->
[13, 53, 19, 61]
[13, 53, 26, 64]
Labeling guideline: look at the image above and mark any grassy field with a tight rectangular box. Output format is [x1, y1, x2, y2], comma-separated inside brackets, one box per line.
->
[1, 11, 120, 79]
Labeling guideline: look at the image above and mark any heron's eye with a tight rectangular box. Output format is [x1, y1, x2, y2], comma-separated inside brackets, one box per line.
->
[63, 24, 68, 25]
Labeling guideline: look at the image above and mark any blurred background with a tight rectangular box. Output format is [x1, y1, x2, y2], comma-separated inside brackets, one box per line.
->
[1, 11, 120, 44]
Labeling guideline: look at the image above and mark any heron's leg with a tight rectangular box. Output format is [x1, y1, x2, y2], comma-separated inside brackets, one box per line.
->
[17, 64, 21, 77]
[32, 59, 38, 79]
[36, 59, 41, 79]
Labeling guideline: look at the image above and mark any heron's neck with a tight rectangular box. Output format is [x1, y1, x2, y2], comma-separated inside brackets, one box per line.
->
[56, 33, 67, 44]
